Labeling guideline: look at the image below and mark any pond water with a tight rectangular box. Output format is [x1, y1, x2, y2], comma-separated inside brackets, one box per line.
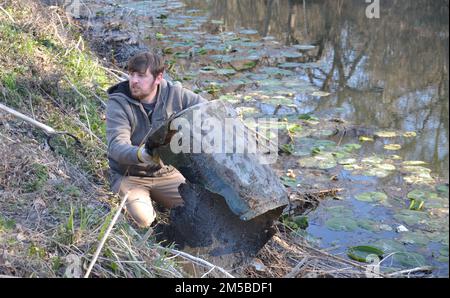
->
[101, 0, 449, 276]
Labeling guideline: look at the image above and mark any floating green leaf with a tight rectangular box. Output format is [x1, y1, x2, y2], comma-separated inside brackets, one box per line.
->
[403, 131, 417, 138]
[363, 167, 393, 178]
[362, 156, 384, 164]
[338, 158, 357, 165]
[278, 62, 303, 68]
[347, 246, 384, 263]
[375, 131, 397, 138]
[376, 164, 396, 171]
[343, 143, 362, 153]
[281, 176, 297, 188]
[403, 161, 427, 166]
[311, 91, 330, 97]
[391, 252, 426, 268]
[394, 210, 429, 226]
[357, 219, 381, 232]
[399, 231, 430, 246]
[384, 144, 402, 151]
[372, 239, 406, 254]
[325, 217, 358, 231]
[359, 136, 374, 142]
[293, 45, 316, 51]
[355, 191, 388, 203]
[216, 68, 237, 76]
[282, 52, 303, 59]
[292, 215, 309, 229]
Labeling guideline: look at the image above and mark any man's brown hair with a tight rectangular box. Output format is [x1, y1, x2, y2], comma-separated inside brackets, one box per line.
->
[127, 52, 165, 78]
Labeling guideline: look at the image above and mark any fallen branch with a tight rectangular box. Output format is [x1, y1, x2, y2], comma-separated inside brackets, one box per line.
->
[284, 257, 309, 278]
[0, 5, 15, 23]
[65, 76, 107, 108]
[84, 193, 129, 278]
[155, 245, 235, 278]
[386, 266, 434, 277]
[297, 188, 344, 198]
[0, 102, 81, 149]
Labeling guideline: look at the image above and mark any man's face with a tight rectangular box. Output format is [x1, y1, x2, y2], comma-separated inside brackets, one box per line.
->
[129, 68, 162, 100]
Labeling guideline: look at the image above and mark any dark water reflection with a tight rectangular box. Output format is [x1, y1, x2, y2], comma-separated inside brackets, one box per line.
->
[180, 0, 449, 179]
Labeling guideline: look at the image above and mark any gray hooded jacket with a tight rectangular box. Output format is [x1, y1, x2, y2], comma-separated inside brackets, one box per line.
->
[106, 79, 207, 191]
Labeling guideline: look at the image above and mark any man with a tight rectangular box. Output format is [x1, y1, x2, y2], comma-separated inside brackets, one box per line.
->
[106, 51, 207, 228]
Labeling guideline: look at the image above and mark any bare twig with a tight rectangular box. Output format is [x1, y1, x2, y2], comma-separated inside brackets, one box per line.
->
[0, 5, 15, 23]
[155, 245, 235, 278]
[84, 193, 130, 278]
[386, 266, 434, 277]
[284, 257, 309, 278]
[0, 102, 57, 134]
[82, 104, 93, 143]
[65, 76, 107, 108]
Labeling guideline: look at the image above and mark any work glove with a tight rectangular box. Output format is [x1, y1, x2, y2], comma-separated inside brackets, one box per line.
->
[137, 144, 160, 165]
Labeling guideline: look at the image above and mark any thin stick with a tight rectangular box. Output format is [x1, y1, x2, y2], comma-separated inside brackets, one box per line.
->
[0, 103, 57, 134]
[84, 193, 129, 278]
[386, 266, 434, 277]
[65, 76, 106, 108]
[82, 104, 93, 143]
[155, 245, 235, 278]
[284, 257, 309, 278]
[0, 5, 15, 23]
[0, 274, 19, 278]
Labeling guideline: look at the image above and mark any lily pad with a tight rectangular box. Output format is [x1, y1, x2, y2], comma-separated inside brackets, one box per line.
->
[403, 131, 417, 138]
[363, 167, 393, 178]
[355, 191, 388, 203]
[407, 189, 439, 201]
[280, 176, 298, 188]
[403, 166, 435, 184]
[359, 136, 374, 142]
[375, 131, 397, 138]
[239, 29, 258, 35]
[403, 161, 427, 166]
[324, 205, 354, 217]
[293, 45, 316, 51]
[439, 246, 449, 257]
[362, 156, 384, 164]
[343, 164, 364, 171]
[357, 219, 381, 232]
[384, 144, 402, 151]
[372, 239, 406, 254]
[343, 143, 362, 153]
[298, 153, 337, 170]
[282, 52, 303, 59]
[391, 252, 426, 268]
[216, 68, 237, 76]
[436, 184, 449, 196]
[311, 91, 331, 97]
[399, 231, 430, 246]
[260, 67, 294, 76]
[278, 62, 303, 69]
[376, 164, 396, 171]
[347, 246, 384, 263]
[338, 158, 357, 165]
[325, 217, 359, 232]
[394, 210, 429, 226]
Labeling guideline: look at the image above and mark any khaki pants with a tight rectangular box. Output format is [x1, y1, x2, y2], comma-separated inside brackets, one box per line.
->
[113, 171, 185, 228]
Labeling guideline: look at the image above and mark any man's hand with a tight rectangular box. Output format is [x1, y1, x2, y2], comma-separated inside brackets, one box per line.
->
[137, 145, 160, 165]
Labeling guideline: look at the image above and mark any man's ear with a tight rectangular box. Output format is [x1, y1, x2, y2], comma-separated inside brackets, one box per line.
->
[155, 72, 164, 85]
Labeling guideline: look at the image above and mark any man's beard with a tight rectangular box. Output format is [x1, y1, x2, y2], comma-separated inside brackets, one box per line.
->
[130, 83, 157, 100]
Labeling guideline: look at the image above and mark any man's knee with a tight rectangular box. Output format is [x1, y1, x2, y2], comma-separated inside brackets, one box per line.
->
[123, 188, 156, 228]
